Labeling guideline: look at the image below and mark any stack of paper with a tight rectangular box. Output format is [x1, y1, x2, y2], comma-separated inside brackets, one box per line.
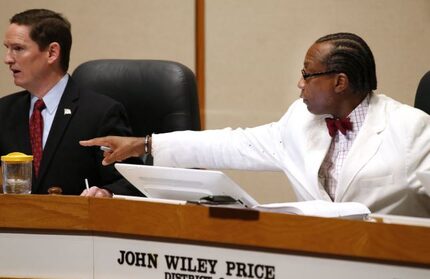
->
[253, 200, 370, 219]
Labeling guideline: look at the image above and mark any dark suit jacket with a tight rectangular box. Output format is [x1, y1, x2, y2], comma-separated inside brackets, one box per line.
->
[0, 77, 143, 196]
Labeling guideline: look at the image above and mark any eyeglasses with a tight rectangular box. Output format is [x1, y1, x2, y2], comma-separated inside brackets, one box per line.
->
[301, 69, 337, 80]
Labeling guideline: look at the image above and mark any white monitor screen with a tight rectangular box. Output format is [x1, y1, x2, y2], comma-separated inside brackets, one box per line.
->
[115, 163, 259, 208]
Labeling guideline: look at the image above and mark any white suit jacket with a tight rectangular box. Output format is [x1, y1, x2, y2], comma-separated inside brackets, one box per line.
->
[153, 93, 430, 217]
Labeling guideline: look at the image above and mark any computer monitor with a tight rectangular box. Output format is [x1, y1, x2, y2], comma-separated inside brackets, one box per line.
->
[115, 163, 259, 208]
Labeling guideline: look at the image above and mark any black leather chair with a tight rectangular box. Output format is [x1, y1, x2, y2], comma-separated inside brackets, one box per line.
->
[72, 59, 201, 136]
[414, 71, 430, 114]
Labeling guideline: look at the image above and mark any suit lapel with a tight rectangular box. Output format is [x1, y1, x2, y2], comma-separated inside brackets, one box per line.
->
[36, 80, 79, 188]
[336, 94, 386, 201]
[304, 115, 332, 199]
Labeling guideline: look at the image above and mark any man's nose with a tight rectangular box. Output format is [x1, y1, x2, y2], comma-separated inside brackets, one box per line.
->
[4, 49, 14, 65]
[297, 77, 305, 98]
[297, 76, 305, 89]
[297, 76, 306, 90]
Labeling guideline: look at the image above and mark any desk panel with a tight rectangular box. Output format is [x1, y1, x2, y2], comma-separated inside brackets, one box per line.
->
[1, 195, 429, 278]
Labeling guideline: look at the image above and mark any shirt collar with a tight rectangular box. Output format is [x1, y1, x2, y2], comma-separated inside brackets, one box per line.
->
[347, 94, 370, 133]
[31, 74, 69, 115]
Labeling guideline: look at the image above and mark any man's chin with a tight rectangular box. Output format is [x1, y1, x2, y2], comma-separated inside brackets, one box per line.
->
[303, 100, 324, 115]
[304, 103, 314, 114]
[305, 106, 323, 116]
[13, 79, 24, 88]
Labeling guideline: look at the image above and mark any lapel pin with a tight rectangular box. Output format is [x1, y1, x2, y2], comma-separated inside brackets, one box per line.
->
[64, 108, 72, 115]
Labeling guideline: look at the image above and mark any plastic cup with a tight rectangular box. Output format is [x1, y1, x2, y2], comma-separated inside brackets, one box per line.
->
[1, 152, 33, 194]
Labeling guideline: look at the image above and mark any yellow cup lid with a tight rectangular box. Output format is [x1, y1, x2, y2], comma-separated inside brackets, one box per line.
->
[1, 152, 33, 162]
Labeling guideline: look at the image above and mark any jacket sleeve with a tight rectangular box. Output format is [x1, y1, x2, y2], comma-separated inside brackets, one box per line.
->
[152, 123, 287, 171]
[151, 100, 308, 172]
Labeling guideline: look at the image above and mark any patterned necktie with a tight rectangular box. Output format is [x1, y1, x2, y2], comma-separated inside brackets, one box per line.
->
[29, 99, 46, 177]
[325, 117, 353, 137]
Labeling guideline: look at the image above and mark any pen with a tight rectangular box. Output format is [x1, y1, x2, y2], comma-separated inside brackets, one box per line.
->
[85, 178, 90, 191]
[100, 146, 112, 152]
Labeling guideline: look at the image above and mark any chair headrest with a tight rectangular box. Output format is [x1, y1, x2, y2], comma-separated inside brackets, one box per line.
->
[72, 59, 201, 135]
[414, 71, 430, 114]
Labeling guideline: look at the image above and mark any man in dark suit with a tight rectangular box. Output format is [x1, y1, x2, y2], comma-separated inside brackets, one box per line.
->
[1, 9, 142, 197]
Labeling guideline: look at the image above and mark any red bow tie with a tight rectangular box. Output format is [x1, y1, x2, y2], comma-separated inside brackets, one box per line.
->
[325, 117, 353, 137]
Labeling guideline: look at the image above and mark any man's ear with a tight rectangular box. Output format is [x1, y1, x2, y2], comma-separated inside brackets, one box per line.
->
[47, 42, 61, 65]
[334, 73, 349, 93]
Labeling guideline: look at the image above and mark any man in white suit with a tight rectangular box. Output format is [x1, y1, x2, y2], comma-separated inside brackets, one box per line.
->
[81, 32, 430, 217]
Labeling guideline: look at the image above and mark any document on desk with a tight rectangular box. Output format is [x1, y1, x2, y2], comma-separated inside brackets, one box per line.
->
[416, 171, 430, 196]
[367, 213, 430, 227]
[253, 200, 370, 219]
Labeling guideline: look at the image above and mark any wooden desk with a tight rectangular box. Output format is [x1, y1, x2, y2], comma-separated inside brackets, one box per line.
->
[0, 194, 429, 278]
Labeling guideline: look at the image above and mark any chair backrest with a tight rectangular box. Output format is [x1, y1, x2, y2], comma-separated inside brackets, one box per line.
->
[72, 59, 201, 136]
[414, 71, 430, 114]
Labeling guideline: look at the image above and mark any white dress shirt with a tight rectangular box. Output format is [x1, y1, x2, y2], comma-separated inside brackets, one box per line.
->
[319, 95, 370, 200]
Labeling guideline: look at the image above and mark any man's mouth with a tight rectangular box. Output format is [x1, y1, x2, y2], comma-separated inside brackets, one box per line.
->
[11, 69, 21, 75]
